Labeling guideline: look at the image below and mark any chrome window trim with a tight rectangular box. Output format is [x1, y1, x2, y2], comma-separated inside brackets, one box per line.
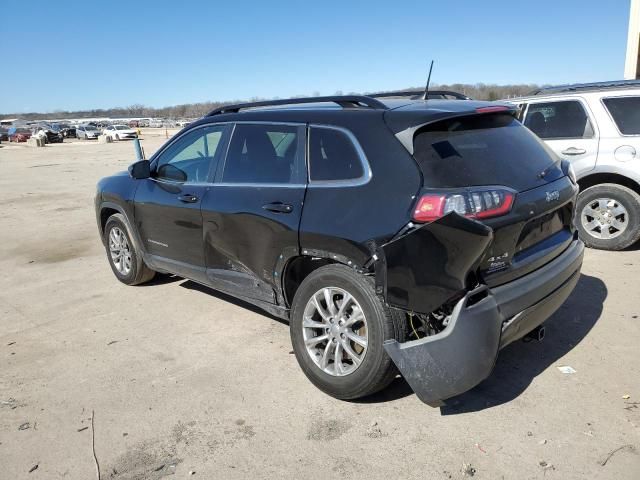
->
[600, 95, 640, 137]
[212, 183, 306, 188]
[148, 177, 213, 188]
[307, 124, 372, 188]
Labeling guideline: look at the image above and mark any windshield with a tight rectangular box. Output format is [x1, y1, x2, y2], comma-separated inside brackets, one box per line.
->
[413, 113, 563, 191]
[115, 126, 129, 130]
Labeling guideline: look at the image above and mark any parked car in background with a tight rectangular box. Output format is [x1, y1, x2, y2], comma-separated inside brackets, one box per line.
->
[9, 128, 32, 142]
[54, 123, 76, 138]
[0, 127, 8, 141]
[507, 80, 640, 250]
[35, 124, 64, 143]
[148, 119, 164, 128]
[103, 125, 138, 141]
[128, 120, 139, 128]
[76, 125, 101, 139]
[95, 93, 583, 405]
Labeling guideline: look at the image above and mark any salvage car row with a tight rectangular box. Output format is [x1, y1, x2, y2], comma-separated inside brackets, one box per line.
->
[0, 123, 139, 143]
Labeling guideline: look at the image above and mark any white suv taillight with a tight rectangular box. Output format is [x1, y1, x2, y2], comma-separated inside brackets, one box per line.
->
[413, 188, 515, 223]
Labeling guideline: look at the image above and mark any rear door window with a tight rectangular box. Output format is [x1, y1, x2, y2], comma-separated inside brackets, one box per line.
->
[524, 100, 594, 139]
[221, 124, 303, 184]
[308, 126, 366, 182]
[602, 96, 640, 134]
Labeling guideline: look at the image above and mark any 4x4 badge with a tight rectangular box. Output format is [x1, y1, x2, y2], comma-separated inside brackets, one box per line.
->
[545, 190, 560, 202]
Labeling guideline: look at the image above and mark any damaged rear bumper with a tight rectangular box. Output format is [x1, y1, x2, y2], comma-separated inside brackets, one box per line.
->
[383, 236, 584, 406]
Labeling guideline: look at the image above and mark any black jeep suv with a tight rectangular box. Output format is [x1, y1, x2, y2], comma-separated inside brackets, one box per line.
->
[95, 94, 584, 406]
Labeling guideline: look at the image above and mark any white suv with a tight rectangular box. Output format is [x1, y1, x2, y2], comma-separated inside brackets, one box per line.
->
[507, 80, 640, 250]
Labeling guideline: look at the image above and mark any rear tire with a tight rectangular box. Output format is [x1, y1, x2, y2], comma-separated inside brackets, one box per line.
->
[104, 214, 155, 285]
[576, 183, 640, 250]
[290, 264, 405, 400]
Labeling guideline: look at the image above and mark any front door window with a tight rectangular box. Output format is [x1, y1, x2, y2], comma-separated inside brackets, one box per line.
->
[155, 125, 226, 183]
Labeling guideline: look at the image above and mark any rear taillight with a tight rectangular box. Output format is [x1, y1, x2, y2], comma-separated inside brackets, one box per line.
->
[413, 188, 515, 223]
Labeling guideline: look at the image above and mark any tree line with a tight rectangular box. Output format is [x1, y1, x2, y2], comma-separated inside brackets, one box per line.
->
[0, 83, 540, 120]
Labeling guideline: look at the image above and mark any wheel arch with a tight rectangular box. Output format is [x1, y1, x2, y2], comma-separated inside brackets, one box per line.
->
[577, 172, 640, 196]
[98, 202, 145, 254]
[99, 202, 153, 276]
[99, 205, 120, 236]
[281, 251, 367, 309]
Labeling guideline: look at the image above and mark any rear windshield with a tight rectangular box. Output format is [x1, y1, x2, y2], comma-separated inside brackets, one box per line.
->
[413, 113, 563, 191]
[602, 97, 640, 135]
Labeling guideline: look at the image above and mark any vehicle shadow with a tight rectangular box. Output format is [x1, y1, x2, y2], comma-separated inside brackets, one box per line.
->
[140, 273, 183, 286]
[440, 273, 606, 415]
[171, 272, 605, 409]
[351, 376, 415, 404]
[179, 280, 290, 326]
[623, 241, 640, 252]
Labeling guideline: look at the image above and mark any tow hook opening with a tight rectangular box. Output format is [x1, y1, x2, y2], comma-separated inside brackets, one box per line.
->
[466, 286, 489, 306]
[523, 325, 546, 343]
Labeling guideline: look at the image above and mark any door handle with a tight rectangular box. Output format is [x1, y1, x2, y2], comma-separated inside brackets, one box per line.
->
[262, 202, 293, 214]
[561, 147, 586, 156]
[177, 194, 199, 203]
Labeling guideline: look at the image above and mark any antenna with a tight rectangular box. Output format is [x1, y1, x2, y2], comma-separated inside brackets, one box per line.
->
[422, 60, 434, 100]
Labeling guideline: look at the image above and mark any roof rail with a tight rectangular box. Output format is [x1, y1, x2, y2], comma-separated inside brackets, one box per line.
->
[207, 95, 388, 116]
[529, 79, 640, 96]
[369, 90, 471, 100]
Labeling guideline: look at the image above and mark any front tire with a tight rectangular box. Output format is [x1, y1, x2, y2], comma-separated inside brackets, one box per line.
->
[576, 183, 640, 250]
[290, 264, 404, 400]
[104, 214, 155, 285]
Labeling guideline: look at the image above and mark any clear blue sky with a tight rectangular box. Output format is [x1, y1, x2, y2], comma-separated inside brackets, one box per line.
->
[0, 0, 632, 113]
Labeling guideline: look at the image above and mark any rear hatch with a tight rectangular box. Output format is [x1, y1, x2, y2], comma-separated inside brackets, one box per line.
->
[386, 105, 577, 288]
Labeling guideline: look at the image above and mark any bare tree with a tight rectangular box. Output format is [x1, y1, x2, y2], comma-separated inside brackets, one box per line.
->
[0, 83, 542, 121]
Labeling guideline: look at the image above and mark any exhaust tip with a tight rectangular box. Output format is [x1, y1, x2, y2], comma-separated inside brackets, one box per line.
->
[537, 326, 545, 342]
[523, 325, 545, 343]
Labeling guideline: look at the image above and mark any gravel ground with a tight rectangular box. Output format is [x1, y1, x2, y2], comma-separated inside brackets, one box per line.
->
[1, 132, 639, 479]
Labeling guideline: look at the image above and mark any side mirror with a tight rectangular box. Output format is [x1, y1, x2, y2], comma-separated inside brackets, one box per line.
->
[128, 160, 150, 179]
[156, 164, 187, 182]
